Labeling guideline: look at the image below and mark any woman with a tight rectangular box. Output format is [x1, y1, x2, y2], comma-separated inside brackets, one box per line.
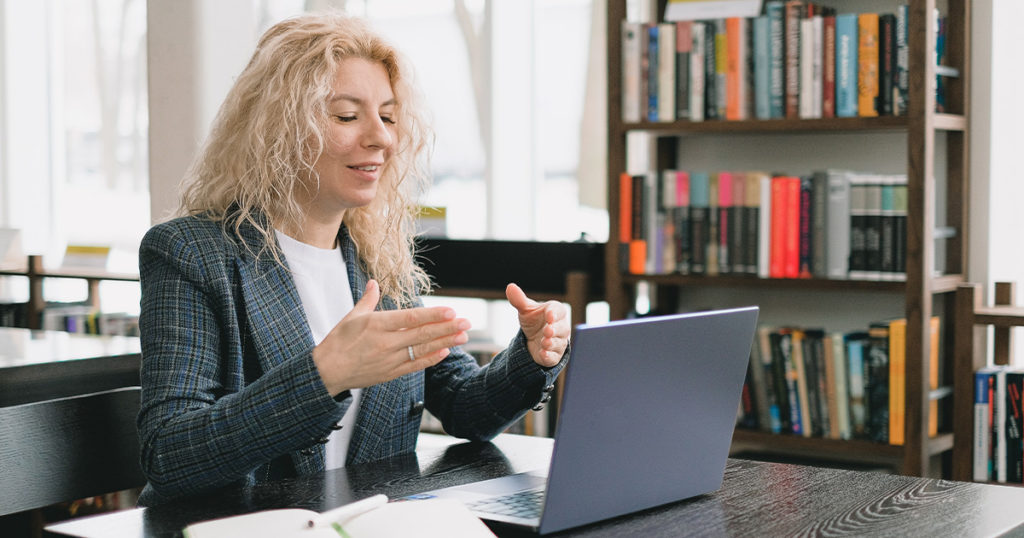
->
[136, 13, 570, 506]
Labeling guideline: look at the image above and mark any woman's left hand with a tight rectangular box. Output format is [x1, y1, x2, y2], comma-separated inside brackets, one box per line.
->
[505, 283, 570, 367]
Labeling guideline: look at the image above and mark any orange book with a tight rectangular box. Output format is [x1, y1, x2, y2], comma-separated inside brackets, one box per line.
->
[929, 316, 941, 437]
[888, 318, 907, 445]
[619, 172, 632, 244]
[629, 241, 647, 275]
[857, 13, 880, 117]
[725, 17, 745, 120]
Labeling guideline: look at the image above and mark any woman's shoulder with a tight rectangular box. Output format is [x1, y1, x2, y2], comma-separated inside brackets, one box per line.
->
[143, 215, 228, 247]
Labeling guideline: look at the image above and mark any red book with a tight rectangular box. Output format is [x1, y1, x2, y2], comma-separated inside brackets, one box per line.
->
[619, 172, 632, 243]
[725, 18, 745, 120]
[770, 177, 787, 278]
[823, 14, 836, 117]
[783, 176, 801, 278]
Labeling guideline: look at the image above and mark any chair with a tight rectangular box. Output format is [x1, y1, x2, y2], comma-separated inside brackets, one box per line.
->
[0, 386, 144, 516]
[952, 282, 1024, 481]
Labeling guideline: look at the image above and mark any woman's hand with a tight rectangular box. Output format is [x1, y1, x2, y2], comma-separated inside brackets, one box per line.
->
[312, 280, 471, 396]
[505, 283, 570, 367]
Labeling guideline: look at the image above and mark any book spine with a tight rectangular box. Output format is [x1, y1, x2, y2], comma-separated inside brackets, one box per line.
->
[731, 173, 747, 274]
[707, 174, 720, 275]
[726, 17, 743, 120]
[718, 171, 732, 274]
[866, 322, 890, 443]
[675, 171, 691, 274]
[846, 333, 868, 438]
[644, 172, 659, 273]
[619, 172, 633, 273]
[769, 330, 793, 433]
[658, 22, 677, 122]
[798, 176, 813, 278]
[630, 174, 647, 275]
[830, 332, 851, 439]
[848, 175, 868, 279]
[888, 319, 906, 446]
[621, 21, 643, 123]
[822, 14, 836, 118]
[766, 1, 786, 118]
[895, 5, 909, 116]
[810, 171, 828, 277]
[892, 177, 907, 280]
[835, 13, 859, 117]
[878, 13, 896, 116]
[754, 16, 771, 120]
[757, 327, 783, 433]
[1006, 371, 1024, 483]
[704, 21, 718, 120]
[689, 172, 710, 274]
[783, 176, 800, 279]
[690, 22, 706, 122]
[676, 21, 692, 120]
[826, 170, 851, 279]
[758, 173, 772, 278]
[744, 173, 761, 274]
[799, 17, 814, 119]
[997, 368, 1008, 482]
[863, 176, 883, 280]
[769, 176, 786, 278]
[975, 369, 995, 481]
[714, 19, 728, 119]
[784, 1, 803, 118]
[857, 13, 879, 117]
[648, 24, 660, 122]
[792, 329, 812, 437]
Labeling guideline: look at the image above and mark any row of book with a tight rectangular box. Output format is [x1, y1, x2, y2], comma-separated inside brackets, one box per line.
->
[0, 301, 140, 336]
[623, 1, 952, 123]
[738, 318, 941, 444]
[973, 365, 1024, 484]
[618, 169, 907, 281]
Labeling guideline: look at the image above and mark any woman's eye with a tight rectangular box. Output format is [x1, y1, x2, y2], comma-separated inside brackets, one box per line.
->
[380, 116, 396, 125]
[335, 115, 357, 122]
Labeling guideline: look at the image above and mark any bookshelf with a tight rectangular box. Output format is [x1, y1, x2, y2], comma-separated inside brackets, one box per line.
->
[952, 282, 1024, 483]
[0, 255, 140, 330]
[605, 0, 969, 476]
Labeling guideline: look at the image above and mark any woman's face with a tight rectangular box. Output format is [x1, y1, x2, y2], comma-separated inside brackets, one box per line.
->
[306, 57, 396, 220]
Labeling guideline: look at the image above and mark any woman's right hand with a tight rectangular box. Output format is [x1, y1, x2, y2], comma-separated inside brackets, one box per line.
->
[311, 280, 471, 396]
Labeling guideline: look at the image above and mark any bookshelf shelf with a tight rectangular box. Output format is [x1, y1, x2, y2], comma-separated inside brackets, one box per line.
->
[605, 0, 970, 477]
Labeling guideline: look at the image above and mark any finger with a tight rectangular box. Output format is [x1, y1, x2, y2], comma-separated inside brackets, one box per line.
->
[402, 317, 471, 349]
[351, 280, 381, 316]
[505, 283, 538, 313]
[405, 330, 468, 364]
[374, 305, 457, 331]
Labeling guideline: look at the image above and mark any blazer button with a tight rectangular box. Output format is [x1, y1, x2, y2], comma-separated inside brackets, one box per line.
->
[300, 448, 314, 456]
[539, 394, 551, 404]
[329, 423, 344, 431]
[542, 384, 555, 393]
[532, 404, 545, 412]
[316, 437, 330, 444]
[410, 400, 425, 416]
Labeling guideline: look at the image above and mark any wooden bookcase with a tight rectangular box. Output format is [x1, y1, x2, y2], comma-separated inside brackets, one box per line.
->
[604, 0, 970, 476]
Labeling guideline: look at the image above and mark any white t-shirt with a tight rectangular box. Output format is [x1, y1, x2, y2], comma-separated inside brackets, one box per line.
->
[275, 230, 359, 471]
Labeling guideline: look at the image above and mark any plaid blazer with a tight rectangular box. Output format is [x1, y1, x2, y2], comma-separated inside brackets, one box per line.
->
[136, 215, 565, 505]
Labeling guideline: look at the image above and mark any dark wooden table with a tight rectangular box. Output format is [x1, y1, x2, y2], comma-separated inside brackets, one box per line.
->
[0, 327, 141, 406]
[44, 433, 1024, 537]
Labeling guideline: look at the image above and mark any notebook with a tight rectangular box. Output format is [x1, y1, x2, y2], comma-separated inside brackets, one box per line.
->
[409, 306, 759, 534]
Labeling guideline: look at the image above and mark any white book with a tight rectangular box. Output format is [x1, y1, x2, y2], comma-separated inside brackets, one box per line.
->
[757, 172, 772, 279]
[621, 21, 643, 123]
[811, 15, 823, 118]
[690, 22, 705, 122]
[826, 169, 851, 279]
[830, 332, 851, 440]
[658, 22, 676, 122]
[799, 18, 814, 118]
[644, 172, 659, 274]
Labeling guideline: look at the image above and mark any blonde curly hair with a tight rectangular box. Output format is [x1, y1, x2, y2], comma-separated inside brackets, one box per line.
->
[177, 12, 432, 306]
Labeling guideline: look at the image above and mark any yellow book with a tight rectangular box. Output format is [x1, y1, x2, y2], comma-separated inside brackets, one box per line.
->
[857, 13, 880, 117]
[888, 319, 907, 445]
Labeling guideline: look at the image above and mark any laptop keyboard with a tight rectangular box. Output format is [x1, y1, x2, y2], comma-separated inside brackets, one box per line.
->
[466, 488, 545, 519]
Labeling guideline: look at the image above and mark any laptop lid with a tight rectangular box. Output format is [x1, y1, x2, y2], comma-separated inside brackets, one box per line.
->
[538, 306, 758, 534]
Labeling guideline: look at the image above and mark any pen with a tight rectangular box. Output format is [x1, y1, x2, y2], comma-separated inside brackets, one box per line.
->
[306, 494, 388, 529]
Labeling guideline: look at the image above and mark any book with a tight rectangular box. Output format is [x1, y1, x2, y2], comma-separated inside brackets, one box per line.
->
[835, 13, 859, 117]
[182, 495, 496, 538]
[675, 21, 693, 120]
[671, 170, 692, 274]
[766, 1, 786, 118]
[878, 13, 896, 116]
[888, 318, 906, 445]
[717, 171, 733, 274]
[848, 175, 869, 279]
[865, 321, 890, 443]
[857, 12, 879, 117]
[689, 172, 711, 274]
[782, 176, 800, 278]
[822, 13, 836, 118]
[797, 176, 813, 278]
[743, 172, 761, 274]
[658, 22, 677, 121]
[769, 328, 793, 434]
[622, 21, 643, 123]
[714, 19, 728, 119]
[647, 24, 660, 122]
[829, 331, 852, 439]
[895, 4, 909, 115]
[703, 20, 719, 120]
[845, 331, 869, 438]
[725, 17, 747, 120]
[783, 1, 803, 118]
[798, 16, 814, 118]
[863, 176, 883, 280]
[756, 172, 772, 278]
[825, 169, 851, 279]
[757, 326, 783, 433]
[792, 328, 812, 437]
[1006, 370, 1024, 483]
[690, 21, 706, 122]
[996, 367, 1008, 482]
[730, 172, 747, 274]
[753, 15, 771, 119]
[810, 171, 828, 277]
[707, 173, 720, 275]
[975, 366, 1001, 481]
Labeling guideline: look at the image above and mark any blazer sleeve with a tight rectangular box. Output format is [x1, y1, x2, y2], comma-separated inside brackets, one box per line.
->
[424, 326, 568, 441]
[136, 223, 344, 500]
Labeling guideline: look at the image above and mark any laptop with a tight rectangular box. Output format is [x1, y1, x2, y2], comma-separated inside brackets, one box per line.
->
[409, 306, 759, 534]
